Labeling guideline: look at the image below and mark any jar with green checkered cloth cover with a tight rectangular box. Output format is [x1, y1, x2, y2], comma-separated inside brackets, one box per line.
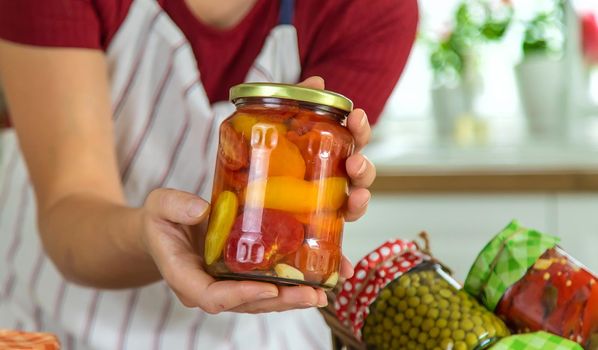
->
[491, 331, 583, 350]
[465, 221, 598, 349]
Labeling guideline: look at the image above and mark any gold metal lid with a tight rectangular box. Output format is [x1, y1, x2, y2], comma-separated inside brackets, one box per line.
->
[230, 83, 353, 113]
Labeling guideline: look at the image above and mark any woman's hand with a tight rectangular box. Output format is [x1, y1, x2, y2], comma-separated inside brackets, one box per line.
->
[140, 188, 356, 314]
[298, 77, 376, 222]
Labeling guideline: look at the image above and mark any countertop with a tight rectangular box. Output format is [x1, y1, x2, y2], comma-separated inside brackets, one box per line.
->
[365, 116, 598, 192]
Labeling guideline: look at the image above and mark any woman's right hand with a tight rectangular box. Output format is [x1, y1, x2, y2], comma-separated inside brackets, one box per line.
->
[140, 188, 332, 314]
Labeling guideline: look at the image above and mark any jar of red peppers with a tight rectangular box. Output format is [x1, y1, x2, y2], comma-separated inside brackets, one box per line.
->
[465, 221, 598, 349]
[204, 83, 354, 289]
[334, 239, 510, 350]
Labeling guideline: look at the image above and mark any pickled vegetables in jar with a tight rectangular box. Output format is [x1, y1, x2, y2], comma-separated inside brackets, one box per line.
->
[334, 239, 510, 350]
[465, 221, 598, 349]
[204, 83, 354, 289]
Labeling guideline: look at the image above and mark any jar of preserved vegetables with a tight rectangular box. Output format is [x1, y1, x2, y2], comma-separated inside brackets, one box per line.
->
[204, 83, 354, 289]
[465, 221, 598, 349]
[335, 239, 510, 350]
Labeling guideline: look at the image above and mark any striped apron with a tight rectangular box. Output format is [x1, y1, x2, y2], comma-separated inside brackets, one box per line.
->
[0, 0, 332, 349]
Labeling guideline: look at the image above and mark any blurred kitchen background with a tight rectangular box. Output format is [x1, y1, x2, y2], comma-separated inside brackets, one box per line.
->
[1, 0, 597, 282]
[344, 0, 598, 280]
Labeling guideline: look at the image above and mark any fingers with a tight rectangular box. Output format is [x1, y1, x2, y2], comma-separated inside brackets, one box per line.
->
[230, 286, 327, 314]
[145, 188, 210, 225]
[298, 76, 325, 90]
[344, 108, 375, 222]
[346, 109, 371, 152]
[153, 243, 281, 314]
[346, 153, 376, 188]
[344, 187, 371, 222]
[196, 280, 282, 314]
[340, 255, 354, 279]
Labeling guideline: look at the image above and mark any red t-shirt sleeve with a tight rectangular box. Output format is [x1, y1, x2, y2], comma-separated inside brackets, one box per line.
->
[0, 0, 102, 49]
[296, 0, 419, 125]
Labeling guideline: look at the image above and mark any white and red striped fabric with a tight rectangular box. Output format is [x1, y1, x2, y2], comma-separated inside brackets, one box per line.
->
[0, 0, 330, 349]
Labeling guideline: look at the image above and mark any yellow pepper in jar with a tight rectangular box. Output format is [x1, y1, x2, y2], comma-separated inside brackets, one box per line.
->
[204, 191, 238, 265]
[244, 176, 347, 213]
[231, 113, 287, 142]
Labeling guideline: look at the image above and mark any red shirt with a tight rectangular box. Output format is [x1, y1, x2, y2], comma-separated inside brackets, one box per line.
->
[0, 0, 418, 124]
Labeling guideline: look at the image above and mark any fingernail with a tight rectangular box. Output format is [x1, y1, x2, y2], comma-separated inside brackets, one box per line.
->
[359, 112, 368, 128]
[356, 158, 367, 176]
[317, 295, 329, 308]
[187, 200, 208, 217]
[258, 291, 278, 299]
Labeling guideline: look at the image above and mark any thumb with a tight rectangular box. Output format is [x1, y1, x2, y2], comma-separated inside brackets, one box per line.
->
[145, 188, 210, 225]
[298, 76, 325, 90]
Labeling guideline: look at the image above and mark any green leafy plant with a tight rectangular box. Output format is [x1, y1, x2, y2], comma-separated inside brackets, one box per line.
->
[522, 3, 565, 56]
[426, 0, 513, 85]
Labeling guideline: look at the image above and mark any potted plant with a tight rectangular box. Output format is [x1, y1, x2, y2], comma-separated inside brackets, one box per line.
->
[514, 0, 567, 139]
[426, 0, 512, 141]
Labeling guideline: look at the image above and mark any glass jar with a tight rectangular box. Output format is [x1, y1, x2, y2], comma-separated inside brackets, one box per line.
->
[204, 83, 354, 289]
[465, 221, 598, 349]
[334, 239, 510, 350]
[363, 261, 510, 350]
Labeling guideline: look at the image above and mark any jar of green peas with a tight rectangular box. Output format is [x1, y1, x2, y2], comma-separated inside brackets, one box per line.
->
[334, 239, 510, 350]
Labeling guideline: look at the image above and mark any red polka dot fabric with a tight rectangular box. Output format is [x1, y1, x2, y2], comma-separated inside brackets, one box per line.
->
[334, 239, 430, 339]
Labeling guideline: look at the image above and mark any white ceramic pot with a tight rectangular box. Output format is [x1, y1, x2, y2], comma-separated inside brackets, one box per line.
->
[515, 55, 567, 139]
[431, 83, 472, 140]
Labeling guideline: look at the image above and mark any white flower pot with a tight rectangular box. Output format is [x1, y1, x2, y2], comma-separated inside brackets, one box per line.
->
[431, 83, 473, 140]
[515, 55, 567, 139]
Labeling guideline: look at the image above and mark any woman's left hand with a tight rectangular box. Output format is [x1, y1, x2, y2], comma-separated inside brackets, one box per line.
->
[299, 77, 376, 223]
[297, 77, 376, 283]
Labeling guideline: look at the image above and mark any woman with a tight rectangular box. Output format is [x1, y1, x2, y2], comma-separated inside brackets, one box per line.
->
[0, 0, 417, 349]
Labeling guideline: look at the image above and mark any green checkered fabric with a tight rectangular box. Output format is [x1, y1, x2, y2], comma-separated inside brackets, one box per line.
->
[491, 331, 583, 350]
[464, 220, 560, 311]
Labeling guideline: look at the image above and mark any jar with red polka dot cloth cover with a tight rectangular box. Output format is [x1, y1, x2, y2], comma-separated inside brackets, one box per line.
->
[332, 238, 510, 350]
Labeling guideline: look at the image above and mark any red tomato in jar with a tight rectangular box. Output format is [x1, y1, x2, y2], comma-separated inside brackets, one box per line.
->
[222, 169, 248, 194]
[224, 209, 304, 272]
[239, 105, 299, 122]
[287, 111, 317, 135]
[212, 163, 248, 197]
[287, 126, 352, 180]
[218, 122, 249, 171]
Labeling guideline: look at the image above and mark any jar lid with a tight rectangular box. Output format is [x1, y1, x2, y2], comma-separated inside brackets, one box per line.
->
[334, 239, 427, 339]
[464, 220, 560, 311]
[229, 83, 354, 113]
[491, 331, 583, 350]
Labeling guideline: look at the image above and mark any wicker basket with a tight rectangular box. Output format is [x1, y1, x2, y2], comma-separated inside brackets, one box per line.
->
[319, 289, 366, 350]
